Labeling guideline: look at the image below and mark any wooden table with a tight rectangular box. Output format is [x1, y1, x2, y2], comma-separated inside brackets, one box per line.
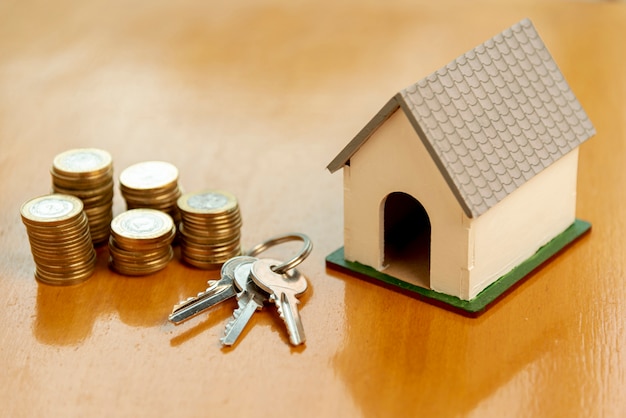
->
[1, 1, 624, 416]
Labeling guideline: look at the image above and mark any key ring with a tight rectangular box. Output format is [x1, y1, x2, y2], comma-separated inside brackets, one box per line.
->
[246, 233, 312, 274]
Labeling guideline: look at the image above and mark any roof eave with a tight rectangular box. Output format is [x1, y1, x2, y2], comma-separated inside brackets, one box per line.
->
[326, 92, 476, 218]
[326, 96, 401, 173]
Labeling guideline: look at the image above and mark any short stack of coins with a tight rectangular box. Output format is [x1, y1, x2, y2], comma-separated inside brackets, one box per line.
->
[108, 208, 176, 276]
[51, 148, 114, 245]
[119, 161, 182, 226]
[177, 190, 243, 269]
[20, 194, 97, 285]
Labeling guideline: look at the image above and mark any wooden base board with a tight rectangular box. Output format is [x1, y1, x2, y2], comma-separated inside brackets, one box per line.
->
[326, 219, 591, 316]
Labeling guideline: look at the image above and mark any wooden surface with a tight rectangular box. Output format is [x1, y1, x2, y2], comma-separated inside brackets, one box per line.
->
[1, 1, 625, 417]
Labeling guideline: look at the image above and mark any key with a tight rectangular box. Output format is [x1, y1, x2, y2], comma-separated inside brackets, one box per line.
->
[251, 258, 308, 346]
[223, 255, 258, 292]
[168, 256, 257, 324]
[220, 261, 269, 346]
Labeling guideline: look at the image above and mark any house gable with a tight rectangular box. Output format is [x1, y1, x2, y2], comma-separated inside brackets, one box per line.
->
[342, 108, 469, 296]
[327, 18, 595, 218]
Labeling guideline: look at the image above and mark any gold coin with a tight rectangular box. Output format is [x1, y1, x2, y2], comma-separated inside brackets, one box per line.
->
[52, 179, 114, 200]
[111, 228, 176, 251]
[51, 166, 113, 187]
[119, 161, 178, 191]
[120, 184, 180, 199]
[108, 238, 170, 260]
[31, 248, 93, 266]
[177, 190, 237, 215]
[180, 213, 241, 227]
[179, 231, 240, 247]
[28, 232, 93, 253]
[52, 148, 112, 178]
[23, 211, 88, 233]
[109, 247, 173, 276]
[21, 194, 83, 227]
[35, 265, 95, 285]
[33, 250, 96, 271]
[34, 251, 97, 275]
[111, 209, 174, 241]
[111, 248, 172, 267]
[180, 254, 224, 270]
[181, 223, 242, 238]
[180, 249, 241, 269]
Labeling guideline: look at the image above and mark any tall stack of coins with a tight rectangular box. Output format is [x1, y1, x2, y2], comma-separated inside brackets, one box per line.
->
[119, 161, 182, 226]
[20, 194, 97, 285]
[108, 209, 176, 276]
[50, 148, 114, 245]
[177, 190, 243, 269]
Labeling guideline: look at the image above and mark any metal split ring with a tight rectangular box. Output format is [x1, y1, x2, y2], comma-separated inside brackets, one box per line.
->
[246, 233, 312, 274]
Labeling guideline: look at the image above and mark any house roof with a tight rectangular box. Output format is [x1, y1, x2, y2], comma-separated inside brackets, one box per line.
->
[327, 18, 596, 218]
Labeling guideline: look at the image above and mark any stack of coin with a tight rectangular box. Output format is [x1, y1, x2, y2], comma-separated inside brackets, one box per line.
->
[50, 148, 114, 245]
[119, 161, 182, 226]
[20, 194, 97, 285]
[177, 190, 243, 269]
[108, 209, 176, 276]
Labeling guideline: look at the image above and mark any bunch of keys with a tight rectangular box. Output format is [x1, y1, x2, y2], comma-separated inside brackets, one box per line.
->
[168, 233, 312, 346]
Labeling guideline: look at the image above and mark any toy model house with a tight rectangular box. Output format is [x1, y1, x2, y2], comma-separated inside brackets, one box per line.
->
[326, 19, 595, 310]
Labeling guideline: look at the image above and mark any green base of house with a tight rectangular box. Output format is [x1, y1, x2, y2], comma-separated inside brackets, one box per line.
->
[325, 219, 591, 315]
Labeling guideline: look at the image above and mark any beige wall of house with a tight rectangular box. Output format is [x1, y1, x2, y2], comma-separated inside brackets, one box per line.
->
[343, 109, 469, 298]
[467, 149, 578, 299]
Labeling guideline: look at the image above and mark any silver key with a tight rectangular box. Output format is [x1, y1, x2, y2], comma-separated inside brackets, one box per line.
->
[220, 261, 269, 346]
[223, 256, 258, 292]
[168, 256, 256, 324]
[251, 258, 308, 346]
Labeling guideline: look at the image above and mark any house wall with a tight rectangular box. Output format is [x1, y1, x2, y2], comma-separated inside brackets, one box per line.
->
[467, 149, 579, 299]
[343, 109, 469, 298]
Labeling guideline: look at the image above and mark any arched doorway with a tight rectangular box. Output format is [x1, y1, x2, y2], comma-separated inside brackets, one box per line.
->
[382, 192, 431, 289]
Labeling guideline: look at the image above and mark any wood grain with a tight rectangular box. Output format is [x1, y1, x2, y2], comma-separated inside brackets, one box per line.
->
[1, 1, 625, 417]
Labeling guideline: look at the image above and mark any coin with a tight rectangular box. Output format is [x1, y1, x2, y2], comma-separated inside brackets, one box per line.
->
[109, 247, 174, 276]
[20, 194, 96, 285]
[21, 194, 83, 227]
[111, 209, 174, 242]
[118, 161, 182, 231]
[108, 209, 176, 276]
[176, 190, 243, 269]
[177, 190, 237, 215]
[51, 148, 115, 245]
[52, 148, 112, 178]
[119, 161, 178, 191]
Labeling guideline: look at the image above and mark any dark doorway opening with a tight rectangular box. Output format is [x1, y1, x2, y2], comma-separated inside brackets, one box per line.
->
[383, 192, 431, 289]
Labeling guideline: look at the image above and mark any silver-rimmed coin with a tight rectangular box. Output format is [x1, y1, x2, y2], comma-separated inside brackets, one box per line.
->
[52, 148, 112, 178]
[111, 209, 174, 242]
[119, 161, 178, 191]
[177, 190, 237, 215]
[20, 194, 83, 227]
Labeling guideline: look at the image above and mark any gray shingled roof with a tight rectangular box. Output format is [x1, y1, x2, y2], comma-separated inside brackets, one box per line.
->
[327, 18, 596, 218]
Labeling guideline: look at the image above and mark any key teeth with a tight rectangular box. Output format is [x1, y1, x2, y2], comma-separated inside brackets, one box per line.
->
[181, 296, 195, 304]
[224, 306, 244, 334]
[272, 299, 285, 320]
[171, 297, 193, 312]
[171, 293, 205, 312]
[275, 294, 304, 346]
